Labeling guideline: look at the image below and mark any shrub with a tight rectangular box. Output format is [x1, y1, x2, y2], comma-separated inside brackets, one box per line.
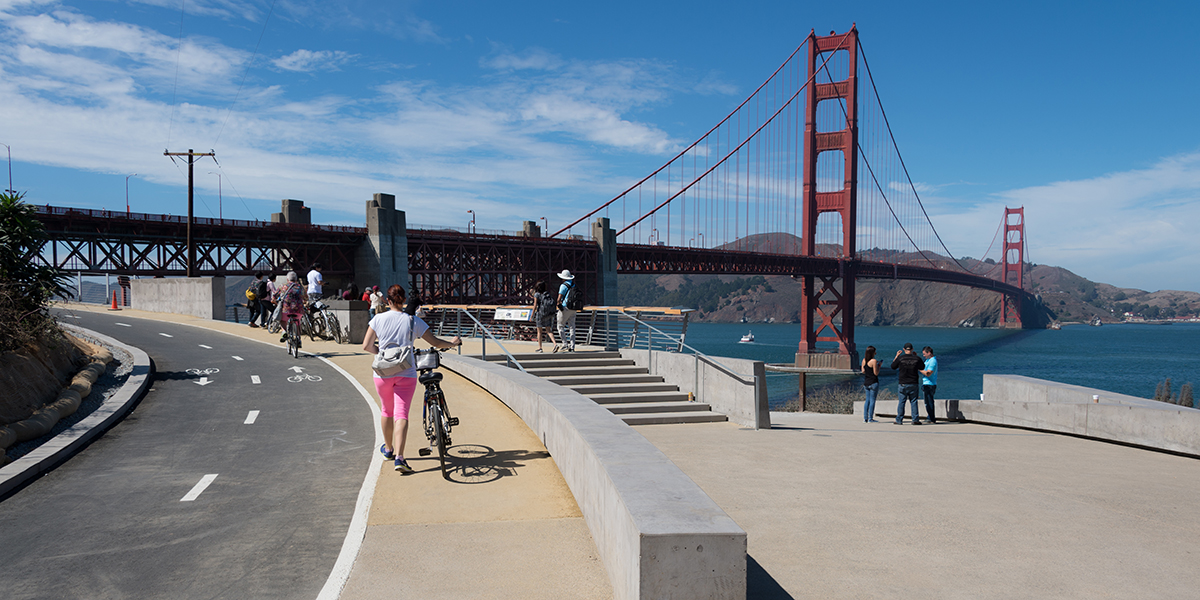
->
[0, 192, 72, 352]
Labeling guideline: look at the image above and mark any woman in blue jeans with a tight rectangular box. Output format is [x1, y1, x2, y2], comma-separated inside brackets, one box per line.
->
[861, 346, 880, 422]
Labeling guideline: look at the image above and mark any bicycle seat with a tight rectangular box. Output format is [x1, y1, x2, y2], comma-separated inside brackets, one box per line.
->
[419, 371, 443, 385]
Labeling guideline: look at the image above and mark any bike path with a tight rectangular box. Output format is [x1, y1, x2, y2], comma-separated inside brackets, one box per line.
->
[0, 306, 373, 599]
[46, 304, 612, 599]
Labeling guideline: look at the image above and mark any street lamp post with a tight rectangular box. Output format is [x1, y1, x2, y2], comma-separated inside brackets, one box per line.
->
[467, 210, 475, 234]
[125, 173, 137, 213]
[1, 143, 12, 194]
[208, 172, 222, 219]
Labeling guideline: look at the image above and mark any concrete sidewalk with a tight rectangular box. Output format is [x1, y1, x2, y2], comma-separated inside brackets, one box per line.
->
[65, 303, 612, 599]
[637, 411, 1200, 599]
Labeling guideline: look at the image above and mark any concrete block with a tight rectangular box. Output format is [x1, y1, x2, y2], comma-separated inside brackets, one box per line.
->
[442, 353, 747, 600]
[130, 277, 225, 320]
[620, 349, 767, 429]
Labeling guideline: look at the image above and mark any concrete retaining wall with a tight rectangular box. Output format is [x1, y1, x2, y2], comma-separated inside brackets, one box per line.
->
[130, 277, 225, 320]
[441, 353, 747, 600]
[620, 349, 769, 429]
[858, 375, 1200, 457]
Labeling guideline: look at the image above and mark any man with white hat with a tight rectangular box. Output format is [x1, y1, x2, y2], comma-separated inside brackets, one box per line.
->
[555, 269, 578, 352]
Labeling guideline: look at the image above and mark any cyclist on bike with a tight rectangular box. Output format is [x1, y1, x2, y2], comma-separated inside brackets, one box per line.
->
[363, 284, 461, 473]
[277, 271, 307, 347]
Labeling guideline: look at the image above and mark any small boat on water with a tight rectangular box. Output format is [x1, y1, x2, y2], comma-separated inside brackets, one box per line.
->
[739, 331, 755, 343]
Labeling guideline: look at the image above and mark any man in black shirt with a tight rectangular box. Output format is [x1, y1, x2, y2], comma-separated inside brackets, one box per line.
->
[891, 342, 926, 425]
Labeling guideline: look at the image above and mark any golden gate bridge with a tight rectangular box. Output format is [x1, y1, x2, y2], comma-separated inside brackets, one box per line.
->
[31, 26, 1035, 367]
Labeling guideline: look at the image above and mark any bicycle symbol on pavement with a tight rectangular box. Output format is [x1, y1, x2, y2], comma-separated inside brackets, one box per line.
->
[186, 368, 220, 376]
[288, 373, 322, 383]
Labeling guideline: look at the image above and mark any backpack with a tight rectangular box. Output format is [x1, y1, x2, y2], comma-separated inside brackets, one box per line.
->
[246, 279, 267, 301]
[564, 282, 584, 311]
[245, 281, 258, 301]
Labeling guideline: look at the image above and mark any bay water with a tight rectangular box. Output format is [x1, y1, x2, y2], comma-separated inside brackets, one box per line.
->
[683, 322, 1200, 408]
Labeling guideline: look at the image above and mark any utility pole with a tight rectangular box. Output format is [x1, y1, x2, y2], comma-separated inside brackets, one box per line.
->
[164, 148, 216, 277]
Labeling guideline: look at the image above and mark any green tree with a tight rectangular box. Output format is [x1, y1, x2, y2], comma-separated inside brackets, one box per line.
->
[1180, 383, 1194, 409]
[0, 192, 72, 351]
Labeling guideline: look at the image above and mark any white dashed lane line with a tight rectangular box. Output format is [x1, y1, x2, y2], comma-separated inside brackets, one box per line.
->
[116, 323, 131, 327]
[180, 474, 218, 502]
[159, 333, 173, 338]
[244, 411, 260, 425]
[232, 356, 243, 361]
[251, 375, 261, 384]
[199, 344, 212, 349]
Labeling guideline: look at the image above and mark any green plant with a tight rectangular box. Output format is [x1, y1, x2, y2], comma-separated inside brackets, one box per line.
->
[0, 192, 72, 351]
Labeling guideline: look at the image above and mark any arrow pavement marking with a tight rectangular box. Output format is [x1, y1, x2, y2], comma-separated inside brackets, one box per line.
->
[232, 356, 244, 361]
[159, 333, 173, 338]
[251, 375, 261, 384]
[194, 377, 213, 386]
[199, 344, 212, 349]
[244, 410, 260, 425]
[115, 322, 131, 327]
[289, 366, 305, 373]
[181, 474, 218, 502]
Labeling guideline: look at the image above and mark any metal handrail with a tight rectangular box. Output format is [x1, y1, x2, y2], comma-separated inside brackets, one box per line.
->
[443, 307, 526, 373]
[610, 309, 754, 386]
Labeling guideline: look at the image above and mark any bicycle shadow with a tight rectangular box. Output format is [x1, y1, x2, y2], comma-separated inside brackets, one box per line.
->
[420, 444, 551, 484]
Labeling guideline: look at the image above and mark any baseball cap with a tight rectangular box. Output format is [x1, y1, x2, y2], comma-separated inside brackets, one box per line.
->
[903, 342, 913, 350]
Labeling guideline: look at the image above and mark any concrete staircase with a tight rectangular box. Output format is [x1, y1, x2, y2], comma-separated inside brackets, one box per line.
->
[478, 351, 728, 425]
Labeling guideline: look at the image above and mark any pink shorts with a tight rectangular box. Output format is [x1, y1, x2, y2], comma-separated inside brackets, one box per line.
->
[374, 375, 418, 420]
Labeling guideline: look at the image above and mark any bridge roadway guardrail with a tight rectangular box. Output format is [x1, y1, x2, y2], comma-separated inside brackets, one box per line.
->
[439, 351, 747, 599]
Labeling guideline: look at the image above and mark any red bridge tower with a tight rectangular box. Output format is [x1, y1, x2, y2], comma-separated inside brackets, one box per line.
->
[1001, 206, 1025, 327]
[797, 26, 860, 369]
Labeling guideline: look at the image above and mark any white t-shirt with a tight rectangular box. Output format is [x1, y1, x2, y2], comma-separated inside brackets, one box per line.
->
[307, 269, 323, 295]
[369, 310, 429, 379]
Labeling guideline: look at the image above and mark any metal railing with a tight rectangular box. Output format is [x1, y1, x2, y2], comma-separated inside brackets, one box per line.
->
[423, 306, 526, 372]
[608, 309, 756, 387]
[419, 305, 693, 352]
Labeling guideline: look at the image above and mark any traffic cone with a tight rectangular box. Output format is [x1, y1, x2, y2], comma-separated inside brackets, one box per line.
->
[109, 290, 121, 311]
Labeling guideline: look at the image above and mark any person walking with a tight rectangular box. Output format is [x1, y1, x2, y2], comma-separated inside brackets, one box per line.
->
[362, 284, 462, 473]
[370, 285, 385, 314]
[891, 342, 926, 425]
[277, 271, 307, 348]
[861, 345, 880, 423]
[246, 271, 269, 328]
[556, 269, 578, 352]
[306, 262, 324, 299]
[260, 273, 278, 328]
[532, 281, 558, 352]
[921, 346, 939, 424]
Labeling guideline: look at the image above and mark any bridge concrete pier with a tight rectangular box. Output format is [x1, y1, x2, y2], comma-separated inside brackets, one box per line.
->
[355, 193, 408, 293]
[592, 217, 618, 306]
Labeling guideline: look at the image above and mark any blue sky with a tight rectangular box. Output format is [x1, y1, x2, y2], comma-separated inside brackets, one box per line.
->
[2, 0, 1198, 292]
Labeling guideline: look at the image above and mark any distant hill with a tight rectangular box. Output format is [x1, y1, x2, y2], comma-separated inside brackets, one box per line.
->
[618, 239, 1200, 326]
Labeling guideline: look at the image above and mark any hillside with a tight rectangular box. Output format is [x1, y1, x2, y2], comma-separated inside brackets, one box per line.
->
[619, 250, 1200, 327]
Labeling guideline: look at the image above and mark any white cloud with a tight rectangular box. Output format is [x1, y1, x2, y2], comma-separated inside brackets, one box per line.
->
[272, 49, 356, 72]
[929, 153, 1200, 292]
[0, 5, 693, 231]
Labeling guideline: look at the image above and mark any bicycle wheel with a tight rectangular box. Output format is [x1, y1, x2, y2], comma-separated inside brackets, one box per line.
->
[431, 392, 450, 480]
[327, 313, 344, 344]
[287, 319, 300, 357]
[267, 315, 281, 334]
[308, 312, 326, 341]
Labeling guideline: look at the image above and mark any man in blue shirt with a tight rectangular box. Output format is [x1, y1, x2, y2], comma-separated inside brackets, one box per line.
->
[921, 346, 939, 424]
[555, 269, 577, 351]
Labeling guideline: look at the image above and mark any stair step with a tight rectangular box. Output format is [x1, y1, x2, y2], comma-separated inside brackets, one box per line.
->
[566, 382, 679, 395]
[587, 391, 691, 404]
[511, 358, 636, 369]
[621, 411, 729, 426]
[605, 402, 712, 415]
[547, 374, 662, 386]
[478, 351, 622, 362]
[526, 366, 648, 377]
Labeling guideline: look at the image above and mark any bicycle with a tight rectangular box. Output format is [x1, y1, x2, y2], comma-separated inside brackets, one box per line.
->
[415, 348, 458, 480]
[306, 300, 345, 344]
[284, 314, 302, 358]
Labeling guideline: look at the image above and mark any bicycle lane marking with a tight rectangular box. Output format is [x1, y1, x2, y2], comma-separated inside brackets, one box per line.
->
[181, 474, 219, 502]
[161, 319, 383, 600]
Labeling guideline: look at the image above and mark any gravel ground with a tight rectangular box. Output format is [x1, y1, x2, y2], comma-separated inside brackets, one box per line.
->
[6, 333, 135, 461]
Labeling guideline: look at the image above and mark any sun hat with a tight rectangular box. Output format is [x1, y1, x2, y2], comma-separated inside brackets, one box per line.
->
[557, 269, 575, 280]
